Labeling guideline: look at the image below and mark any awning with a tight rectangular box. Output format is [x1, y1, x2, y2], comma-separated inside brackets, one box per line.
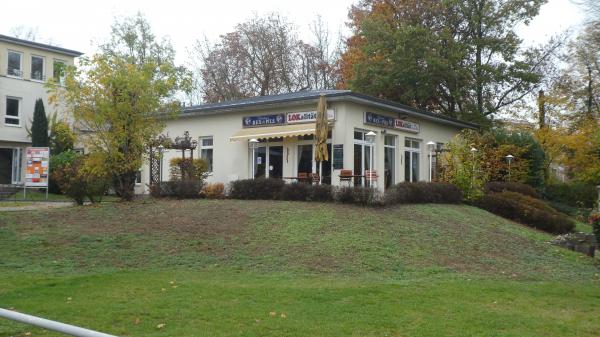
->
[229, 123, 316, 142]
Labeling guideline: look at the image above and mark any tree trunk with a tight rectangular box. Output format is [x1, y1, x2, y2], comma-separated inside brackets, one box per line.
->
[538, 89, 546, 129]
[113, 171, 137, 201]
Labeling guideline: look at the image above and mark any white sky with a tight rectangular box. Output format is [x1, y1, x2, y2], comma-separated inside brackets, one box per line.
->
[0, 0, 586, 66]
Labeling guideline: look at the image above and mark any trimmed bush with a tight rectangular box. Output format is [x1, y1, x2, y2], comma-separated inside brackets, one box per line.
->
[485, 181, 540, 198]
[51, 152, 110, 205]
[229, 178, 285, 200]
[308, 184, 333, 202]
[332, 186, 381, 206]
[474, 191, 575, 234]
[385, 182, 462, 204]
[334, 186, 355, 204]
[543, 182, 598, 208]
[280, 183, 310, 201]
[150, 181, 203, 199]
[202, 183, 225, 199]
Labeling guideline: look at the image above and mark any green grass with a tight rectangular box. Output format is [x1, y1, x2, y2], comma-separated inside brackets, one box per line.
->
[1, 199, 599, 336]
[0, 190, 119, 203]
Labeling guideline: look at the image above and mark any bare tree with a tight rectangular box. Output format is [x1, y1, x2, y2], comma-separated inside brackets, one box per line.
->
[189, 13, 340, 104]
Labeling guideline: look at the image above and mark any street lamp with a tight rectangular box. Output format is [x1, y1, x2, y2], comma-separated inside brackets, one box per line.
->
[365, 131, 377, 188]
[505, 154, 514, 182]
[157, 145, 165, 184]
[248, 138, 259, 179]
[427, 141, 436, 182]
[470, 147, 477, 191]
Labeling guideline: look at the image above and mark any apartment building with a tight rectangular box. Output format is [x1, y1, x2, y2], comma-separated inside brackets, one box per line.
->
[0, 34, 82, 184]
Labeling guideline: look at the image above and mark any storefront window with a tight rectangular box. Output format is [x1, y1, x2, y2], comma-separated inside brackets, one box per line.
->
[384, 135, 396, 188]
[404, 138, 420, 182]
[353, 130, 373, 186]
[297, 144, 313, 176]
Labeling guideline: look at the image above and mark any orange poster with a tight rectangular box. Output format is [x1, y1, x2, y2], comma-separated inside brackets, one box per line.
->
[25, 147, 50, 187]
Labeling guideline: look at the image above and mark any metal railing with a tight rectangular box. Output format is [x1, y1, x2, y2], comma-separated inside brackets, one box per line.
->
[0, 308, 118, 337]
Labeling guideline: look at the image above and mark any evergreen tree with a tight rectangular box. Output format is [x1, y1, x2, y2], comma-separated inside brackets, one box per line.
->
[31, 98, 49, 147]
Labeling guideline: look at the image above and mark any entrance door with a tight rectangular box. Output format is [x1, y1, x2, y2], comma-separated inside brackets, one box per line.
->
[268, 146, 283, 179]
[384, 135, 396, 188]
[254, 147, 267, 178]
[0, 149, 12, 184]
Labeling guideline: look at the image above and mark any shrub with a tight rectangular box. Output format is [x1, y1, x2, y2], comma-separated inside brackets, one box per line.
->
[474, 191, 575, 234]
[169, 158, 209, 181]
[308, 184, 333, 202]
[51, 152, 109, 205]
[150, 181, 203, 199]
[229, 178, 285, 200]
[334, 186, 355, 204]
[385, 182, 462, 204]
[484, 181, 540, 198]
[202, 183, 225, 199]
[280, 183, 310, 201]
[589, 213, 600, 246]
[543, 182, 598, 208]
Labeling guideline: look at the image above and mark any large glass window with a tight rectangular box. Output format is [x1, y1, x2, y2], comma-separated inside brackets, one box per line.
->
[353, 130, 373, 186]
[404, 138, 420, 182]
[384, 135, 396, 189]
[31, 56, 45, 81]
[199, 136, 214, 172]
[8, 51, 22, 77]
[297, 144, 313, 176]
[5, 97, 20, 125]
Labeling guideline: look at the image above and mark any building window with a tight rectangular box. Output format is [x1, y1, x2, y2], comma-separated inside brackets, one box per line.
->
[8, 51, 23, 77]
[53, 60, 66, 85]
[5, 97, 20, 126]
[353, 129, 374, 186]
[404, 138, 420, 182]
[384, 134, 396, 189]
[199, 136, 213, 172]
[31, 56, 45, 81]
[135, 170, 142, 185]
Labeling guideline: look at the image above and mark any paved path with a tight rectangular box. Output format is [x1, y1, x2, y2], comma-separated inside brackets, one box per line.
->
[0, 202, 74, 212]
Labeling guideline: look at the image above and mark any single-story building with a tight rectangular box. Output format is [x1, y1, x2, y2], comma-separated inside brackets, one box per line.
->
[138, 90, 477, 193]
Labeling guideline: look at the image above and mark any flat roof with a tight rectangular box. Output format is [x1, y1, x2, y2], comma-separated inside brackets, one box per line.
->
[182, 90, 478, 129]
[0, 34, 84, 57]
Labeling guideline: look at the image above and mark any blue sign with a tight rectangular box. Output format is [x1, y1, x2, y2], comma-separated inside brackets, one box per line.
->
[243, 114, 285, 128]
[365, 112, 395, 128]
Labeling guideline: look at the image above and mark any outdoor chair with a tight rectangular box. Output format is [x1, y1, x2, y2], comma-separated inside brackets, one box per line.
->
[298, 172, 310, 183]
[365, 170, 379, 188]
[309, 172, 320, 184]
[339, 169, 353, 186]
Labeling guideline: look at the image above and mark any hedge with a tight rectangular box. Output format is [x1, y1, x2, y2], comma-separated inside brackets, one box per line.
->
[474, 191, 575, 234]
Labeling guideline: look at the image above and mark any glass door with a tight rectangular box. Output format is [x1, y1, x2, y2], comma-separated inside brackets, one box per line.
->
[0, 148, 12, 184]
[254, 146, 267, 178]
[353, 130, 372, 187]
[297, 144, 313, 177]
[268, 146, 283, 179]
[404, 138, 420, 182]
[384, 135, 396, 189]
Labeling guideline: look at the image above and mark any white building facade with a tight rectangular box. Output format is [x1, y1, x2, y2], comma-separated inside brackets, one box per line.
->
[0, 34, 82, 185]
[140, 90, 477, 193]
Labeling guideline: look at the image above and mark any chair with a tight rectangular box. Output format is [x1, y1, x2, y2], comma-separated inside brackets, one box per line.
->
[298, 172, 309, 183]
[309, 172, 320, 184]
[339, 169, 353, 186]
[365, 170, 379, 188]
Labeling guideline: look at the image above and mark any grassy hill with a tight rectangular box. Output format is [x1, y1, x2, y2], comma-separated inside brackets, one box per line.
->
[1, 199, 599, 336]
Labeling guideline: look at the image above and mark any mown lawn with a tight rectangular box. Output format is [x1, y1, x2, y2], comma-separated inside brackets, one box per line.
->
[1, 199, 599, 336]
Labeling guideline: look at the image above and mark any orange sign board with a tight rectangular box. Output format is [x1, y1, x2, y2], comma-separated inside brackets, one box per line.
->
[25, 147, 50, 187]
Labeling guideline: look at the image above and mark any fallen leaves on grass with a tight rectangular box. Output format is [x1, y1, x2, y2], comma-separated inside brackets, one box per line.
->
[156, 323, 166, 329]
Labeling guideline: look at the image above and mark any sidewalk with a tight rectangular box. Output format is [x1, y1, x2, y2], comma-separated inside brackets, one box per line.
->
[0, 201, 74, 212]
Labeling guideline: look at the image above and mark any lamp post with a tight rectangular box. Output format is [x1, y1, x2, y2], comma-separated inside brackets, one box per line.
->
[248, 138, 259, 179]
[427, 141, 436, 182]
[505, 154, 514, 182]
[157, 145, 164, 184]
[470, 147, 477, 191]
[365, 131, 376, 188]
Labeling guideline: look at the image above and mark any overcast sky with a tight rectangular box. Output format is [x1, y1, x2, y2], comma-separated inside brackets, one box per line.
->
[0, 0, 585, 65]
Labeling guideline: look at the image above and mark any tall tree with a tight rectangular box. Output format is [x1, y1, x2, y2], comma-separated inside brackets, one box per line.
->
[30, 98, 49, 147]
[340, 0, 556, 123]
[52, 15, 191, 201]
[190, 14, 340, 104]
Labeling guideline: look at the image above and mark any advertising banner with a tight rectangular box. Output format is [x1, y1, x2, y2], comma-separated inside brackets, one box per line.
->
[286, 109, 335, 124]
[364, 112, 420, 133]
[25, 147, 50, 187]
[243, 114, 285, 128]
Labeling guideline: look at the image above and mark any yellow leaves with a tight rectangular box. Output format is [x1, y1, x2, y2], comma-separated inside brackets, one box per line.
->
[268, 311, 287, 319]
